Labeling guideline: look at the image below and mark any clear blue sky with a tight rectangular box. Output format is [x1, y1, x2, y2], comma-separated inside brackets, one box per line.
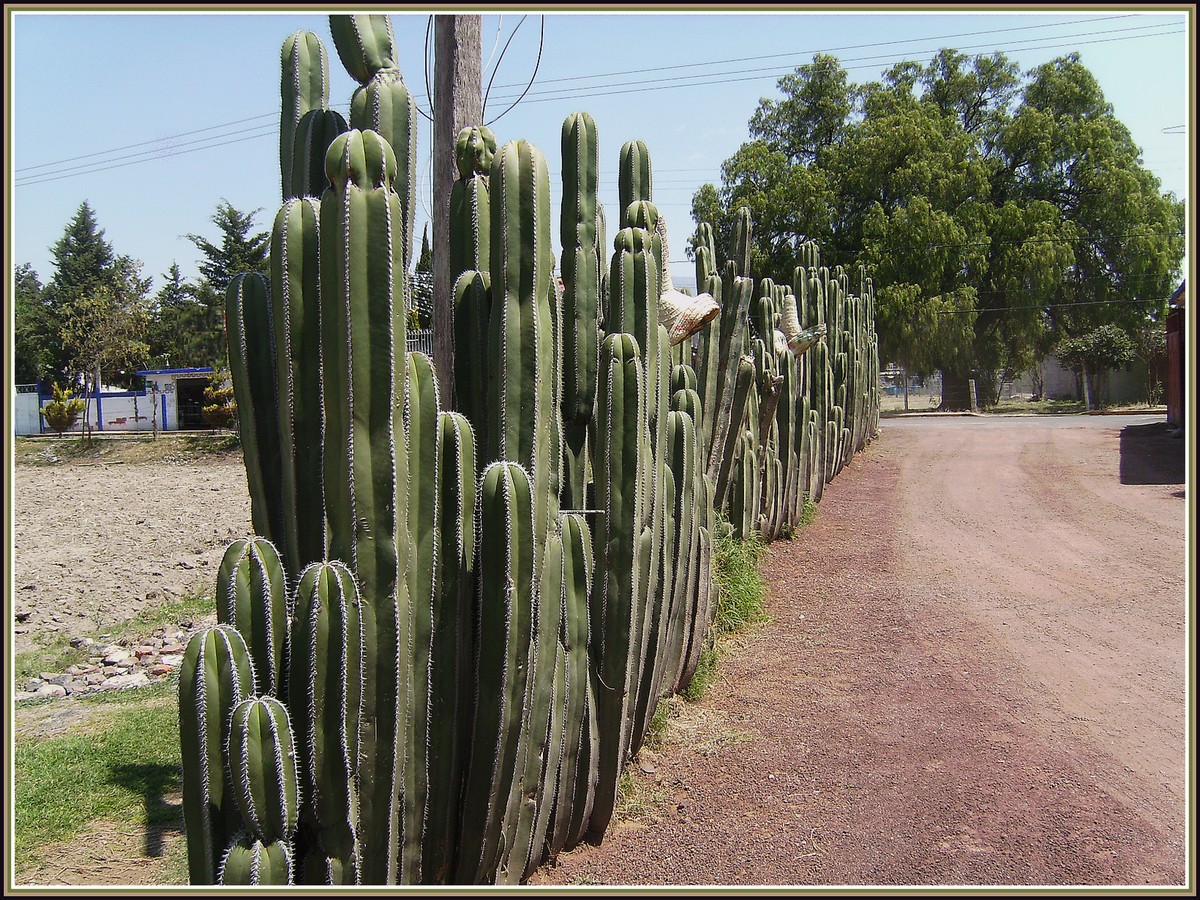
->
[8, 7, 1192, 298]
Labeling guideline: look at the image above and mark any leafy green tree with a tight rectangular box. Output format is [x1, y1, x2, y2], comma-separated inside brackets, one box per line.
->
[58, 255, 151, 441]
[201, 368, 237, 429]
[1055, 324, 1137, 409]
[693, 48, 1184, 410]
[14, 263, 51, 384]
[41, 201, 119, 386]
[146, 262, 209, 368]
[186, 199, 269, 293]
[185, 200, 269, 366]
[416, 223, 433, 273]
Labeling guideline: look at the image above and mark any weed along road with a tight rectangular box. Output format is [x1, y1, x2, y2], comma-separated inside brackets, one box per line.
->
[533, 414, 1188, 887]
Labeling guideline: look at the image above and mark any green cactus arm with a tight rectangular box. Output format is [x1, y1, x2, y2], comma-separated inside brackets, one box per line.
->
[424, 411, 477, 883]
[547, 512, 594, 858]
[497, 524, 565, 884]
[216, 537, 289, 699]
[618, 139, 652, 220]
[218, 833, 294, 885]
[457, 461, 536, 884]
[227, 696, 301, 845]
[452, 270, 493, 453]
[281, 31, 330, 199]
[329, 14, 397, 85]
[289, 560, 363, 880]
[180, 624, 256, 884]
[349, 70, 417, 274]
[586, 332, 645, 841]
[487, 139, 557, 580]
[290, 109, 349, 201]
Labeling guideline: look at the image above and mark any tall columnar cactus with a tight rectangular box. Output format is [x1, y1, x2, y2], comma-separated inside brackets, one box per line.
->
[587, 332, 646, 841]
[180, 625, 257, 885]
[216, 537, 288, 698]
[319, 126, 410, 885]
[618, 139, 652, 219]
[226, 272, 285, 561]
[560, 112, 601, 510]
[487, 139, 558, 577]
[457, 461, 536, 883]
[281, 31, 330, 199]
[194, 11, 883, 888]
[270, 197, 326, 579]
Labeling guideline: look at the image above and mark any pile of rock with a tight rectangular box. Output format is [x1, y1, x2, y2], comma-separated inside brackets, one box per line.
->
[14, 623, 209, 702]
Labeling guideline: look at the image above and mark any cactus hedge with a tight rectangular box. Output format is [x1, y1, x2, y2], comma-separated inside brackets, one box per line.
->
[182, 12, 878, 887]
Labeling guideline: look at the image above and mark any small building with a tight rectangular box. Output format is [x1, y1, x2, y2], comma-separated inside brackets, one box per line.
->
[13, 367, 218, 435]
[1165, 281, 1186, 430]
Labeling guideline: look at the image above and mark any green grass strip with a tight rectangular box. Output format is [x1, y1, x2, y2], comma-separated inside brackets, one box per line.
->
[14, 698, 182, 857]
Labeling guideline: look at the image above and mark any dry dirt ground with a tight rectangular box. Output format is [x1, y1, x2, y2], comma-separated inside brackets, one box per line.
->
[9, 415, 1191, 888]
[11, 436, 252, 658]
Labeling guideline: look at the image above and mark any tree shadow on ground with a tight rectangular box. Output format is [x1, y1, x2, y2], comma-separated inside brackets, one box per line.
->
[108, 763, 182, 858]
[1119, 422, 1185, 486]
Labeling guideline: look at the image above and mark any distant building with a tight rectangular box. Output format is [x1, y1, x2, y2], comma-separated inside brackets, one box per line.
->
[13, 367, 217, 435]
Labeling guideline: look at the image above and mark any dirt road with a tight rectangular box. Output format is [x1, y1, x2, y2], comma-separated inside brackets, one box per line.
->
[533, 414, 1189, 887]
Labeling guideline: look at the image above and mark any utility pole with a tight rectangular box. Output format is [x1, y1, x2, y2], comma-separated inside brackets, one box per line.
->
[432, 14, 482, 404]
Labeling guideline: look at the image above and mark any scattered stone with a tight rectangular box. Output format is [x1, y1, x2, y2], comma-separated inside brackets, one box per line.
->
[100, 672, 151, 691]
[13, 618, 217, 703]
[16, 611, 32, 623]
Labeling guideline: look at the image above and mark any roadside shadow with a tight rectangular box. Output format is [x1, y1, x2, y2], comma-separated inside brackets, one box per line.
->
[1119, 422, 1185, 486]
[108, 763, 183, 858]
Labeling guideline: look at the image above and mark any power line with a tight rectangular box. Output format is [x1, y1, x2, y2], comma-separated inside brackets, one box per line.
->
[13, 20, 1184, 188]
[928, 295, 1176, 315]
[489, 27, 1185, 107]
[484, 16, 545, 128]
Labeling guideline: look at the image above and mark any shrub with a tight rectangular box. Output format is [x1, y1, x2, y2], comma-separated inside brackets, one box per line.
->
[39, 383, 86, 436]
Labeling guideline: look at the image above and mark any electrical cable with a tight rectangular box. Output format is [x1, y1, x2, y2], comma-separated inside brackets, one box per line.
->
[484, 16, 545, 128]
